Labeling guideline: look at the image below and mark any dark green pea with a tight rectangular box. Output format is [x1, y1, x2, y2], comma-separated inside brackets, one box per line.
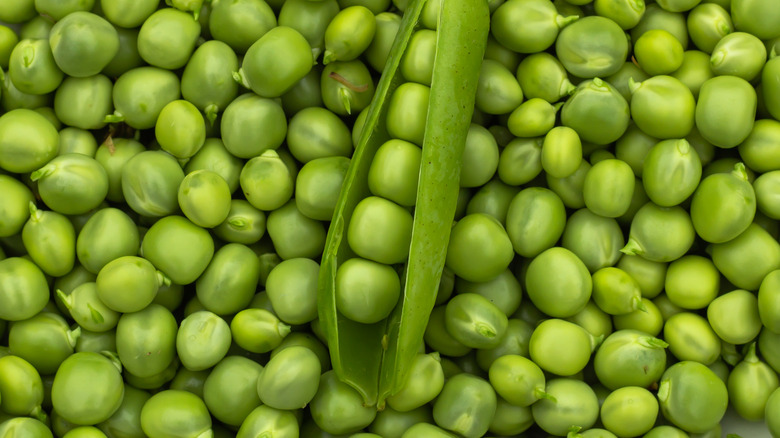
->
[287, 107, 352, 164]
[52, 352, 124, 425]
[10, 312, 78, 376]
[1, 68, 52, 111]
[231, 308, 291, 353]
[54, 75, 112, 131]
[94, 137, 144, 203]
[0, 25, 19, 70]
[727, 343, 779, 421]
[497, 138, 543, 189]
[707, 288, 761, 347]
[490, 0, 577, 54]
[691, 162, 755, 243]
[653, 293, 685, 321]
[547, 159, 590, 209]
[484, 34, 522, 73]
[77, 207, 139, 274]
[739, 119, 780, 173]
[31, 153, 108, 215]
[487, 397, 533, 436]
[152, 281, 184, 312]
[221, 93, 287, 159]
[257, 345, 321, 410]
[368, 406, 432, 438]
[642, 138, 702, 207]
[322, 6, 376, 64]
[213, 200, 267, 245]
[0, 355, 45, 420]
[455, 269, 522, 317]
[96, 255, 164, 313]
[475, 59, 523, 115]
[476, 319, 533, 371]
[664, 255, 718, 309]
[0, 108, 59, 173]
[0, 257, 48, 321]
[278, 0, 338, 60]
[8, 39, 63, 95]
[208, 0, 276, 54]
[0, 175, 33, 238]
[75, 329, 116, 354]
[236, 405, 299, 438]
[613, 125, 655, 179]
[605, 63, 647, 105]
[556, 16, 628, 78]
[465, 178, 519, 225]
[515, 52, 576, 104]
[58, 128, 97, 157]
[137, 8, 200, 70]
[532, 378, 599, 436]
[664, 312, 720, 364]
[121, 150, 184, 217]
[657, 361, 728, 433]
[424, 306, 471, 357]
[281, 67, 324, 116]
[266, 199, 326, 260]
[142, 215, 214, 285]
[195, 242, 260, 315]
[505, 187, 566, 258]
[267, 257, 320, 325]
[562, 78, 630, 145]
[710, 31, 766, 81]
[237, 26, 313, 98]
[696, 75, 757, 149]
[49, 12, 118, 78]
[321, 59, 375, 116]
[687, 3, 733, 54]
[444, 293, 508, 349]
[170, 368, 209, 398]
[562, 208, 625, 272]
[122, 356, 179, 391]
[594, 0, 645, 29]
[630, 4, 689, 49]
[432, 374, 496, 438]
[20, 203, 74, 277]
[180, 41, 238, 125]
[102, 26, 143, 79]
[622, 203, 694, 262]
[116, 304, 177, 378]
[140, 390, 212, 438]
[594, 329, 668, 389]
[310, 370, 376, 435]
[630, 76, 695, 139]
[107, 67, 181, 130]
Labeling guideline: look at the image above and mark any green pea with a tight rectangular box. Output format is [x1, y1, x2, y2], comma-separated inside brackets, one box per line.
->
[237, 26, 313, 98]
[397, 29, 436, 85]
[444, 293, 508, 349]
[431, 374, 495, 438]
[364, 11, 402, 73]
[455, 269, 522, 317]
[153, 100, 206, 160]
[591, 267, 644, 315]
[556, 16, 628, 79]
[0, 255, 48, 318]
[174, 311, 230, 372]
[279, 68, 323, 117]
[563, 208, 625, 273]
[686, 4, 732, 54]
[101, 25, 143, 78]
[267, 199, 327, 260]
[75, 328, 116, 355]
[264, 257, 319, 325]
[606, 63, 648, 105]
[322, 6, 376, 65]
[612, 297, 663, 335]
[712, 32, 766, 84]
[321, 60, 375, 117]
[491, 0, 577, 54]
[696, 75, 757, 149]
[633, 29, 684, 75]
[277, 0, 338, 60]
[594, 329, 668, 390]
[657, 361, 727, 433]
[668, 51, 714, 101]
[203, 356, 266, 426]
[629, 76, 695, 141]
[49, 12, 118, 78]
[231, 308, 291, 353]
[213, 200, 267, 245]
[565, 299, 614, 340]
[663, 312, 720, 364]
[178, 44, 237, 125]
[93, 138, 142, 203]
[515, 52, 576, 104]
[137, 8, 200, 70]
[0, 417, 52, 437]
[141, 215, 214, 285]
[460, 124, 499, 188]
[505, 187, 566, 258]
[116, 304, 177, 378]
[120, 150, 183, 217]
[177, 170, 231, 228]
[582, 159, 635, 218]
[507, 98, 558, 139]
[52, 352, 124, 426]
[310, 370, 377, 435]
[541, 126, 582, 179]
[32, 0, 89, 19]
[631, 3, 689, 48]
[62, 426, 108, 438]
[546, 160, 589, 209]
[484, 34, 521, 74]
[446, 213, 514, 282]
[60, 281, 120, 331]
[382, 353, 443, 413]
[53, 75, 112, 131]
[617, 255, 666, 301]
[368, 406, 433, 438]
[475, 59, 523, 115]
[641, 138, 702, 207]
[9, 312, 77, 375]
[235, 405, 299, 438]
[708, 289, 762, 347]
[123, 356, 179, 391]
[0, 108, 59, 173]
[366, 140, 420, 209]
[182, 140, 241, 194]
[497, 137, 543, 186]
[57, 128, 97, 157]
[532, 378, 599, 436]
[423, 305, 470, 357]
[347, 196, 411, 265]
[239, 156, 292, 219]
[594, 0, 645, 29]
[401, 423, 457, 438]
[108, 66, 181, 129]
[530, 318, 599, 376]
[169, 368, 209, 399]
[195, 242, 260, 315]
[487, 354, 549, 407]
[140, 390, 212, 438]
[255, 346, 321, 410]
[767, 387, 780, 437]
[31, 154, 107, 215]
[562, 78, 630, 145]
[465, 178, 519, 225]
[691, 162, 756, 243]
[0, 354, 45, 420]
[622, 203, 694, 262]
[334, 257, 398, 324]
[595, 386, 656, 437]
[524, 246, 591, 317]
[739, 120, 780, 174]
[760, 270, 780, 336]
[76, 207, 139, 275]
[384, 81, 431, 145]
[221, 94, 287, 159]
[287, 107, 352, 164]
[8, 39, 63, 96]
[99, 0, 157, 27]
[272, 332, 331, 373]
[20, 203, 73, 277]
[0, 27, 18, 71]
[664, 255, 719, 310]
[207, 0, 276, 53]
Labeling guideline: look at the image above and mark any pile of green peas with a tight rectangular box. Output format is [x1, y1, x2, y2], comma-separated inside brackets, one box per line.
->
[1, 0, 780, 436]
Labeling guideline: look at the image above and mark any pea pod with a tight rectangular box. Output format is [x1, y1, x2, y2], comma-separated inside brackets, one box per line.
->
[318, 0, 489, 407]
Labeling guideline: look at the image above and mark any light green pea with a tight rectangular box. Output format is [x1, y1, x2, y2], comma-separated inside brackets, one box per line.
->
[96, 255, 163, 314]
[461, 124, 499, 188]
[213, 200, 267, 245]
[107, 66, 181, 129]
[9, 39, 63, 95]
[488, 354, 550, 407]
[530, 318, 599, 376]
[562, 208, 625, 272]
[0, 354, 46, 420]
[321, 59, 375, 116]
[642, 138, 702, 207]
[237, 26, 313, 98]
[613, 297, 664, 336]
[594, 0, 645, 29]
[690, 162, 755, 243]
[634, 29, 685, 75]
[266, 199, 327, 260]
[498, 137, 543, 186]
[476, 319, 533, 371]
[687, 3, 733, 54]
[287, 106, 352, 163]
[515, 52, 575, 104]
[566, 299, 614, 339]
[671, 50, 714, 99]
[739, 119, 780, 173]
[116, 304, 177, 378]
[583, 159, 635, 218]
[196, 242, 261, 315]
[50, 12, 119, 78]
[555, 16, 628, 78]
[542, 126, 582, 179]
[230, 308, 291, 354]
[155, 100, 206, 160]
[728, 343, 779, 421]
[176, 311, 231, 372]
[22, 203, 75, 277]
[178, 170, 231, 228]
[310, 371, 377, 435]
[695, 75, 757, 149]
[594, 329, 669, 389]
[386, 353, 444, 412]
[58, 128, 97, 157]
[664, 255, 719, 310]
[708, 289, 762, 346]
[323, 6, 376, 64]
[266, 257, 320, 325]
[591, 267, 644, 315]
[236, 405, 299, 438]
[606, 62, 650, 103]
[52, 352, 124, 426]
[562, 78, 630, 145]
[491, 0, 578, 54]
[220, 93, 287, 159]
[240, 150, 294, 212]
[710, 32, 767, 81]
[432, 374, 496, 438]
[203, 355, 265, 425]
[0, 108, 59, 174]
[59, 282, 119, 332]
[663, 312, 721, 365]
[631, 3, 689, 49]
[386, 81, 430, 145]
[475, 59, 523, 115]
[532, 378, 599, 436]
[657, 361, 728, 433]
[622, 203, 694, 262]
[507, 98, 559, 138]
[140, 390, 212, 438]
[630, 76, 695, 139]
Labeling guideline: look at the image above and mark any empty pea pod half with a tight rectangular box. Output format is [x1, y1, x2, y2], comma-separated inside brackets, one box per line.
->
[317, 0, 489, 408]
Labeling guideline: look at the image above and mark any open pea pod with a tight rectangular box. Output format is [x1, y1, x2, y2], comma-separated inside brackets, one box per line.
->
[318, 0, 490, 407]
